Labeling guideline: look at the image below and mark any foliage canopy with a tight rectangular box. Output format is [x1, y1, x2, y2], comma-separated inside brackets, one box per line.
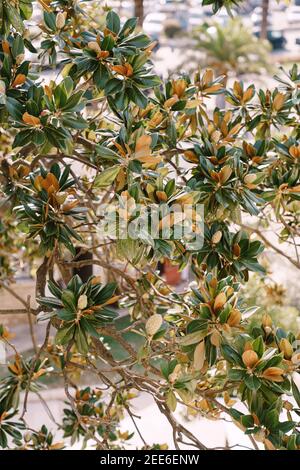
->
[0, 0, 300, 451]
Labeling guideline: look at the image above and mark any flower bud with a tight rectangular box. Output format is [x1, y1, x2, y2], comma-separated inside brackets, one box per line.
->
[279, 338, 293, 359]
[56, 12, 66, 30]
[145, 314, 163, 337]
[211, 230, 222, 244]
[77, 294, 88, 310]
[242, 350, 258, 368]
[227, 309, 241, 327]
[262, 313, 272, 328]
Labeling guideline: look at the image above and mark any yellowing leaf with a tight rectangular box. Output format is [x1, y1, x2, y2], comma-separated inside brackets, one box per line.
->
[193, 341, 205, 370]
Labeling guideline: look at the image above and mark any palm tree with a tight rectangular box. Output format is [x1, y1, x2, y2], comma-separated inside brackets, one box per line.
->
[193, 18, 271, 80]
[189, 18, 272, 107]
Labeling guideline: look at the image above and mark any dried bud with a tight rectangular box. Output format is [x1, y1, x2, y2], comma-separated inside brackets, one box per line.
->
[279, 338, 293, 359]
[211, 230, 222, 244]
[262, 313, 272, 328]
[227, 309, 241, 327]
[56, 12, 66, 30]
[242, 350, 258, 368]
[77, 294, 88, 310]
[145, 314, 163, 337]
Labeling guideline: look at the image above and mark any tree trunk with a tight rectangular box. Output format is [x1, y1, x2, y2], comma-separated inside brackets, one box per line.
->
[260, 0, 269, 39]
[134, 0, 144, 27]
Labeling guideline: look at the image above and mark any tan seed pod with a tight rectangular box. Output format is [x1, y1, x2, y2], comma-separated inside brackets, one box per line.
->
[242, 350, 258, 368]
[227, 309, 241, 327]
[279, 338, 293, 359]
[211, 230, 222, 244]
[56, 12, 66, 29]
[145, 314, 163, 337]
[262, 313, 272, 327]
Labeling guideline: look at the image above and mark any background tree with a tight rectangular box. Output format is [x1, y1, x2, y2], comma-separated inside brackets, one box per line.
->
[134, 0, 144, 27]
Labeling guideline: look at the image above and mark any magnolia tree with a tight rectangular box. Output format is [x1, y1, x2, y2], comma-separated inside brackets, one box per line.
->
[0, 0, 300, 451]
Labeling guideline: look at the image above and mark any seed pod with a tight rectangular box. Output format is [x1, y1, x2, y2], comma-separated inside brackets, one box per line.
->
[78, 294, 88, 310]
[214, 292, 226, 311]
[279, 338, 293, 359]
[193, 341, 205, 370]
[211, 230, 222, 244]
[227, 309, 241, 327]
[145, 314, 163, 337]
[242, 350, 258, 368]
[56, 12, 66, 29]
[172, 79, 186, 98]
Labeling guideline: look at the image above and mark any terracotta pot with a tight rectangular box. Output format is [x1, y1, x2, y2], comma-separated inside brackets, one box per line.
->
[163, 260, 181, 286]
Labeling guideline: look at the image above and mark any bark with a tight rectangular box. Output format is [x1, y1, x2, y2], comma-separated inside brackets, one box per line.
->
[260, 0, 269, 39]
[134, 0, 144, 27]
